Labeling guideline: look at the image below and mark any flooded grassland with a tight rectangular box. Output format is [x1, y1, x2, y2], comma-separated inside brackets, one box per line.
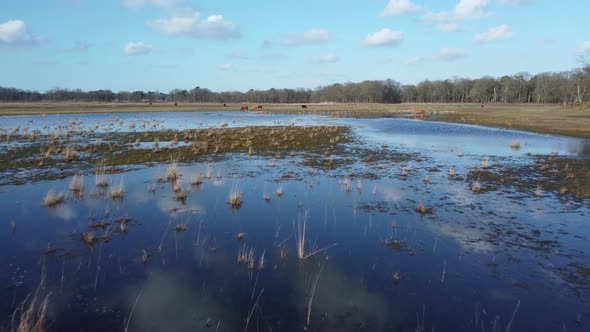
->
[1, 111, 589, 331]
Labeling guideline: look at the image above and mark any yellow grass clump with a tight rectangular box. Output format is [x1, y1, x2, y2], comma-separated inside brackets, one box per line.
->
[42, 190, 65, 207]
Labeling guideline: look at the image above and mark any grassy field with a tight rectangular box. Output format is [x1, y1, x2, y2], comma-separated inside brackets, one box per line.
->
[1, 102, 589, 137]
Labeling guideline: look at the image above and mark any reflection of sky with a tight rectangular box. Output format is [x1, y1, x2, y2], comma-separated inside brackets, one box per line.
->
[341, 117, 589, 158]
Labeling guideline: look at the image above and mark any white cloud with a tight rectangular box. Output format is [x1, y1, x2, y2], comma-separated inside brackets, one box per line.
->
[421, 0, 490, 23]
[219, 63, 234, 70]
[0, 20, 38, 45]
[403, 57, 423, 65]
[473, 24, 513, 43]
[122, 0, 176, 10]
[454, 0, 490, 19]
[281, 29, 329, 46]
[123, 41, 152, 56]
[433, 48, 466, 61]
[580, 41, 590, 54]
[307, 53, 339, 64]
[380, 0, 421, 16]
[436, 23, 460, 32]
[363, 28, 403, 47]
[497, 0, 533, 6]
[149, 12, 240, 40]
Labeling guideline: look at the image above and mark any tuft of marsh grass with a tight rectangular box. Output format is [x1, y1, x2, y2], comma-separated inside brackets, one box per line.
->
[172, 181, 182, 193]
[276, 183, 283, 198]
[237, 244, 255, 270]
[11, 274, 50, 332]
[482, 158, 491, 169]
[510, 140, 521, 150]
[95, 164, 108, 189]
[69, 174, 84, 197]
[142, 249, 150, 264]
[535, 185, 543, 197]
[43, 189, 65, 207]
[166, 159, 179, 182]
[82, 232, 95, 245]
[259, 251, 265, 271]
[401, 167, 409, 177]
[228, 188, 242, 208]
[175, 189, 187, 202]
[295, 211, 336, 262]
[190, 173, 203, 186]
[119, 222, 128, 233]
[416, 202, 432, 214]
[62, 146, 77, 162]
[110, 178, 125, 200]
[343, 177, 352, 192]
[448, 167, 456, 177]
[472, 181, 481, 193]
[357, 179, 363, 192]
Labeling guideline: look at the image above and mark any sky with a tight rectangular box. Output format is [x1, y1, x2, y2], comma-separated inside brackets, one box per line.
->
[0, 0, 589, 92]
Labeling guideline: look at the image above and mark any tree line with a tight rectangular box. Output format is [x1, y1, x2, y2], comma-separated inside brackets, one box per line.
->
[1, 63, 589, 105]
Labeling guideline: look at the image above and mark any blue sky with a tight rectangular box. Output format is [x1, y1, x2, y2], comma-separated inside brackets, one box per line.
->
[1, 0, 589, 92]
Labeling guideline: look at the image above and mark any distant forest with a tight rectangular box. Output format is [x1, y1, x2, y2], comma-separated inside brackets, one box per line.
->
[2, 62, 589, 105]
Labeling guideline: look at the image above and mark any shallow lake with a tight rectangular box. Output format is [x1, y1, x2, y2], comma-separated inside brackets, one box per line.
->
[1, 111, 589, 331]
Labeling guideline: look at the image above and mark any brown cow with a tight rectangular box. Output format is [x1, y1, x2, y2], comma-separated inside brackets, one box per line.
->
[413, 109, 427, 120]
[240, 106, 249, 111]
[302, 105, 307, 109]
[256, 105, 263, 110]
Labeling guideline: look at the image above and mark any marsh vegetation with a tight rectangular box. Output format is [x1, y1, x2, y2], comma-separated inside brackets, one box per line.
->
[0, 111, 589, 331]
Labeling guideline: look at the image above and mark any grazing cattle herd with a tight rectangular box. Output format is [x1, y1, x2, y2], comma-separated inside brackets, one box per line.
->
[157, 103, 316, 111]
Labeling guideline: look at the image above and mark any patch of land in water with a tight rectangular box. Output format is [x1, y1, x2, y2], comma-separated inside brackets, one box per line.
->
[2, 102, 590, 137]
[0, 126, 357, 184]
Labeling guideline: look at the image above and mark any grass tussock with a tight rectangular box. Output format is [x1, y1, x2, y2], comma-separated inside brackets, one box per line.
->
[110, 178, 125, 200]
[82, 232, 95, 245]
[190, 173, 202, 186]
[343, 177, 352, 192]
[69, 174, 84, 196]
[166, 159, 179, 182]
[228, 188, 242, 208]
[535, 185, 543, 197]
[237, 244, 256, 270]
[174, 186, 187, 202]
[294, 211, 336, 262]
[510, 140, 521, 150]
[472, 181, 482, 193]
[42, 189, 65, 207]
[94, 164, 108, 188]
[448, 167, 456, 177]
[11, 274, 50, 332]
[416, 202, 432, 214]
